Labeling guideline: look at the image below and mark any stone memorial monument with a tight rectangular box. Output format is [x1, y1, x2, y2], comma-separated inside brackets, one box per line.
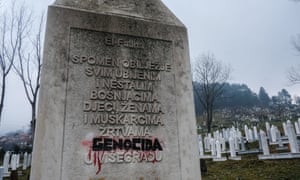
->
[30, 0, 200, 179]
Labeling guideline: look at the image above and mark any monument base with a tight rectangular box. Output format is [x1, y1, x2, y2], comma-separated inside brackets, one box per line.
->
[229, 156, 241, 160]
[259, 153, 300, 160]
[213, 157, 227, 162]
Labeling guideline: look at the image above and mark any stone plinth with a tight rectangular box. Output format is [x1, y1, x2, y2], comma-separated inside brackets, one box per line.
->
[258, 153, 300, 160]
[30, 0, 200, 180]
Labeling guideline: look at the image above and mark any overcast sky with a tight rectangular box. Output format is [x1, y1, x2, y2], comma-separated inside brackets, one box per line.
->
[0, 0, 300, 134]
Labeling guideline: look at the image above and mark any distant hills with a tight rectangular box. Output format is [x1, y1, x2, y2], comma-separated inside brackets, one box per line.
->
[193, 82, 294, 115]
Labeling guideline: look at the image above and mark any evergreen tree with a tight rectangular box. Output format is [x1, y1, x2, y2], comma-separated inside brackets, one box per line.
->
[277, 89, 292, 105]
[258, 87, 270, 107]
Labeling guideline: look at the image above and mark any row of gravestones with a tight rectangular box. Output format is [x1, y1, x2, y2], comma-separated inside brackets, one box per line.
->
[0, 151, 32, 179]
[259, 120, 300, 159]
[198, 119, 300, 161]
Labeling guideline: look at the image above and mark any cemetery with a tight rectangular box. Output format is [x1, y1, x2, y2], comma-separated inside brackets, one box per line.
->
[199, 119, 300, 179]
[0, 152, 31, 180]
[2, 118, 300, 179]
[0, 0, 300, 179]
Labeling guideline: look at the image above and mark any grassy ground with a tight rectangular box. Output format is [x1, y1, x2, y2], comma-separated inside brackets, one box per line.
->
[1, 152, 299, 180]
[1, 159, 300, 180]
[3, 168, 30, 180]
[202, 154, 300, 180]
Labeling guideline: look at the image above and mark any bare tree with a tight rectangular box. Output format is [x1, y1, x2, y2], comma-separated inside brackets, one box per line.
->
[0, 1, 31, 123]
[14, 13, 43, 137]
[287, 34, 300, 84]
[193, 53, 231, 133]
[292, 34, 300, 53]
[287, 65, 300, 84]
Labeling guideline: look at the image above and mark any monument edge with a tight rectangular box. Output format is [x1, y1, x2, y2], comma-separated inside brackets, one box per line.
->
[31, 5, 201, 180]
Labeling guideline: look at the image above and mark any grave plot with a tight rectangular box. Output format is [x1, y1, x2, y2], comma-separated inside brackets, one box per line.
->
[0, 151, 31, 180]
[259, 120, 300, 160]
[198, 118, 300, 161]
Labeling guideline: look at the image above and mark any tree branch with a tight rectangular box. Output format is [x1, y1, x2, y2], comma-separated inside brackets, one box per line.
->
[192, 52, 231, 132]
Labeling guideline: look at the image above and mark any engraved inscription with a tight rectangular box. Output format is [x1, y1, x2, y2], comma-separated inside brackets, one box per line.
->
[66, 28, 173, 176]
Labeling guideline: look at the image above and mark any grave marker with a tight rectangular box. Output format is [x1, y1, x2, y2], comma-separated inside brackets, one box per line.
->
[244, 125, 249, 141]
[283, 122, 288, 136]
[270, 125, 277, 142]
[210, 138, 216, 156]
[23, 153, 28, 170]
[240, 137, 246, 152]
[198, 135, 204, 156]
[213, 140, 226, 161]
[11, 155, 17, 171]
[294, 122, 300, 135]
[0, 167, 3, 180]
[229, 137, 241, 160]
[253, 126, 258, 140]
[30, 0, 200, 179]
[3, 151, 10, 174]
[27, 154, 31, 167]
[286, 121, 299, 153]
[260, 130, 270, 156]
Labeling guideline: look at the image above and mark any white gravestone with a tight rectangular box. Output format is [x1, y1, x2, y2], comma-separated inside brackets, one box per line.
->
[244, 125, 249, 141]
[260, 130, 270, 155]
[236, 130, 242, 150]
[27, 153, 31, 167]
[3, 151, 10, 174]
[198, 135, 204, 156]
[23, 152, 28, 170]
[234, 136, 240, 151]
[222, 129, 227, 141]
[213, 130, 221, 140]
[270, 125, 277, 142]
[253, 126, 258, 140]
[221, 138, 226, 152]
[229, 137, 241, 160]
[237, 129, 242, 139]
[210, 138, 216, 156]
[294, 122, 300, 135]
[0, 167, 4, 180]
[16, 154, 20, 168]
[248, 129, 254, 142]
[230, 128, 239, 151]
[11, 155, 17, 171]
[276, 131, 284, 148]
[240, 137, 246, 151]
[266, 122, 271, 138]
[205, 133, 212, 151]
[204, 135, 210, 151]
[229, 137, 236, 157]
[286, 121, 299, 153]
[283, 122, 288, 136]
[258, 133, 262, 150]
[216, 140, 222, 158]
[213, 140, 226, 161]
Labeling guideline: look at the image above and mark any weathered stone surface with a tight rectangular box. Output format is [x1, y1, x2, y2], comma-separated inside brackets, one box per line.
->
[54, 0, 183, 26]
[31, 1, 200, 180]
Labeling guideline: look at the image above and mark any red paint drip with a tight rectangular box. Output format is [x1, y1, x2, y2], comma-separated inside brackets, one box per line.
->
[82, 136, 164, 175]
[96, 152, 104, 175]
[81, 140, 92, 147]
[152, 152, 158, 164]
[88, 148, 91, 161]
[93, 152, 97, 166]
